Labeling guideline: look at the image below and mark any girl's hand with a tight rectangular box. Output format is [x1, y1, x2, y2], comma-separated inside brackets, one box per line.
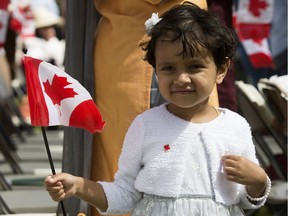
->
[222, 155, 267, 197]
[45, 173, 108, 211]
[44, 173, 79, 202]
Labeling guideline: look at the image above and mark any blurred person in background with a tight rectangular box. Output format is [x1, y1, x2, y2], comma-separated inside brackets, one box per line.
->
[24, 7, 65, 68]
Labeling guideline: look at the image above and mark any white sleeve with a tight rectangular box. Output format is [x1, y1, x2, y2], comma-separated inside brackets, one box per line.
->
[98, 116, 144, 215]
[240, 176, 271, 209]
[238, 119, 269, 209]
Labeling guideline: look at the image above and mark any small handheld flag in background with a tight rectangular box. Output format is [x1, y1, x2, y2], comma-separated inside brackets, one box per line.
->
[233, 0, 275, 69]
[23, 55, 105, 133]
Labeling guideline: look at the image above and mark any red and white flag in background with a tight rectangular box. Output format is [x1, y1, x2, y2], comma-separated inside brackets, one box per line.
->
[233, 0, 274, 68]
[9, 1, 35, 38]
[0, 0, 9, 48]
[23, 55, 105, 133]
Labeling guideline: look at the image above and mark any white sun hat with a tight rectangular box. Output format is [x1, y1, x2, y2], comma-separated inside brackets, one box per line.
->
[33, 7, 63, 29]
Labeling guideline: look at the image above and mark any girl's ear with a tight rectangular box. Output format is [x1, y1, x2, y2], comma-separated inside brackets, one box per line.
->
[216, 60, 230, 84]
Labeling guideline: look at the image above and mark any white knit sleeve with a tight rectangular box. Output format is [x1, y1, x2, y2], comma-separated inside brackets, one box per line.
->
[98, 115, 144, 215]
[241, 119, 259, 164]
[238, 118, 269, 209]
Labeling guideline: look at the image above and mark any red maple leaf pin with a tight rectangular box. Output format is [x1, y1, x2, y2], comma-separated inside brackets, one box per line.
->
[164, 144, 170, 151]
[249, 0, 268, 17]
[43, 74, 78, 106]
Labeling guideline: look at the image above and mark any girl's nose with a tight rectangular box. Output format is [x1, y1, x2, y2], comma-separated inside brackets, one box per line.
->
[173, 72, 191, 85]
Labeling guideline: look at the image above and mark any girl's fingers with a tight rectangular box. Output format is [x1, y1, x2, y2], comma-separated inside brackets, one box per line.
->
[46, 184, 63, 192]
[225, 174, 237, 181]
[222, 155, 245, 169]
[49, 190, 64, 197]
[223, 165, 236, 174]
[45, 175, 57, 185]
[50, 191, 66, 201]
[223, 158, 240, 170]
[47, 187, 66, 201]
[222, 155, 242, 162]
[45, 175, 64, 188]
[44, 173, 72, 202]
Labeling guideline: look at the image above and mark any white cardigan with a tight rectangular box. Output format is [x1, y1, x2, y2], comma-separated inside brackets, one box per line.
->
[99, 104, 267, 214]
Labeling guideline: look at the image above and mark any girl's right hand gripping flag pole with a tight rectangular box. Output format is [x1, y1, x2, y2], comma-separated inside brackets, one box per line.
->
[22, 52, 105, 215]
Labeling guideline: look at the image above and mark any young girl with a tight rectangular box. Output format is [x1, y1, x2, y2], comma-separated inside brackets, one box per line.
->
[45, 2, 271, 215]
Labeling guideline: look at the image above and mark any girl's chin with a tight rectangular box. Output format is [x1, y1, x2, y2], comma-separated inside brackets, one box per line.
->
[168, 103, 196, 109]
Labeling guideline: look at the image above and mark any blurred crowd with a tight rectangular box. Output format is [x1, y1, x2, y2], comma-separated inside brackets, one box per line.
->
[0, 0, 65, 124]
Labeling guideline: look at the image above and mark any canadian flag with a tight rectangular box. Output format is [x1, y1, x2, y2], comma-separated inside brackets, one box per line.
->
[9, 1, 35, 38]
[23, 55, 105, 133]
[241, 38, 274, 68]
[0, 0, 9, 48]
[233, 0, 274, 68]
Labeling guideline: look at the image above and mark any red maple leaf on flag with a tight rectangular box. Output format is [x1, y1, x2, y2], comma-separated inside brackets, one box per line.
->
[43, 74, 78, 106]
[249, 0, 268, 17]
[0, 22, 3, 30]
[252, 38, 263, 45]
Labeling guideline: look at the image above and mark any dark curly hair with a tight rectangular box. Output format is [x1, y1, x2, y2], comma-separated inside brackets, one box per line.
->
[141, 2, 237, 69]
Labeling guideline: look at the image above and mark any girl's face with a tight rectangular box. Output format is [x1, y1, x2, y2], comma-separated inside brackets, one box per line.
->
[37, 26, 56, 40]
[154, 33, 227, 118]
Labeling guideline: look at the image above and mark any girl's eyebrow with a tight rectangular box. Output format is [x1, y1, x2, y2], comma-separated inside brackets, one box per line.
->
[157, 62, 174, 67]
[189, 58, 205, 63]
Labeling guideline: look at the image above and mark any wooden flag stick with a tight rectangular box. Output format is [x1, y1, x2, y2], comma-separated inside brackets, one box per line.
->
[41, 127, 67, 216]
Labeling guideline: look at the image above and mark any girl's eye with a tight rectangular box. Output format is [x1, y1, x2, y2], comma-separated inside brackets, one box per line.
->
[188, 64, 201, 70]
[161, 66, 174, 71]
[162, 66, 172, 70]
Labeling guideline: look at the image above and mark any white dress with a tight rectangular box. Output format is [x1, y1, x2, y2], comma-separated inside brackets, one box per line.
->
[99, 104, 267, 215]
[132, 111, 245, 216]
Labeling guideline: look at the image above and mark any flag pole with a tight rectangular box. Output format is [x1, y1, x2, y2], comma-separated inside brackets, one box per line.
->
[23, 49, 67, 215]
[41, 126, 67, 216]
